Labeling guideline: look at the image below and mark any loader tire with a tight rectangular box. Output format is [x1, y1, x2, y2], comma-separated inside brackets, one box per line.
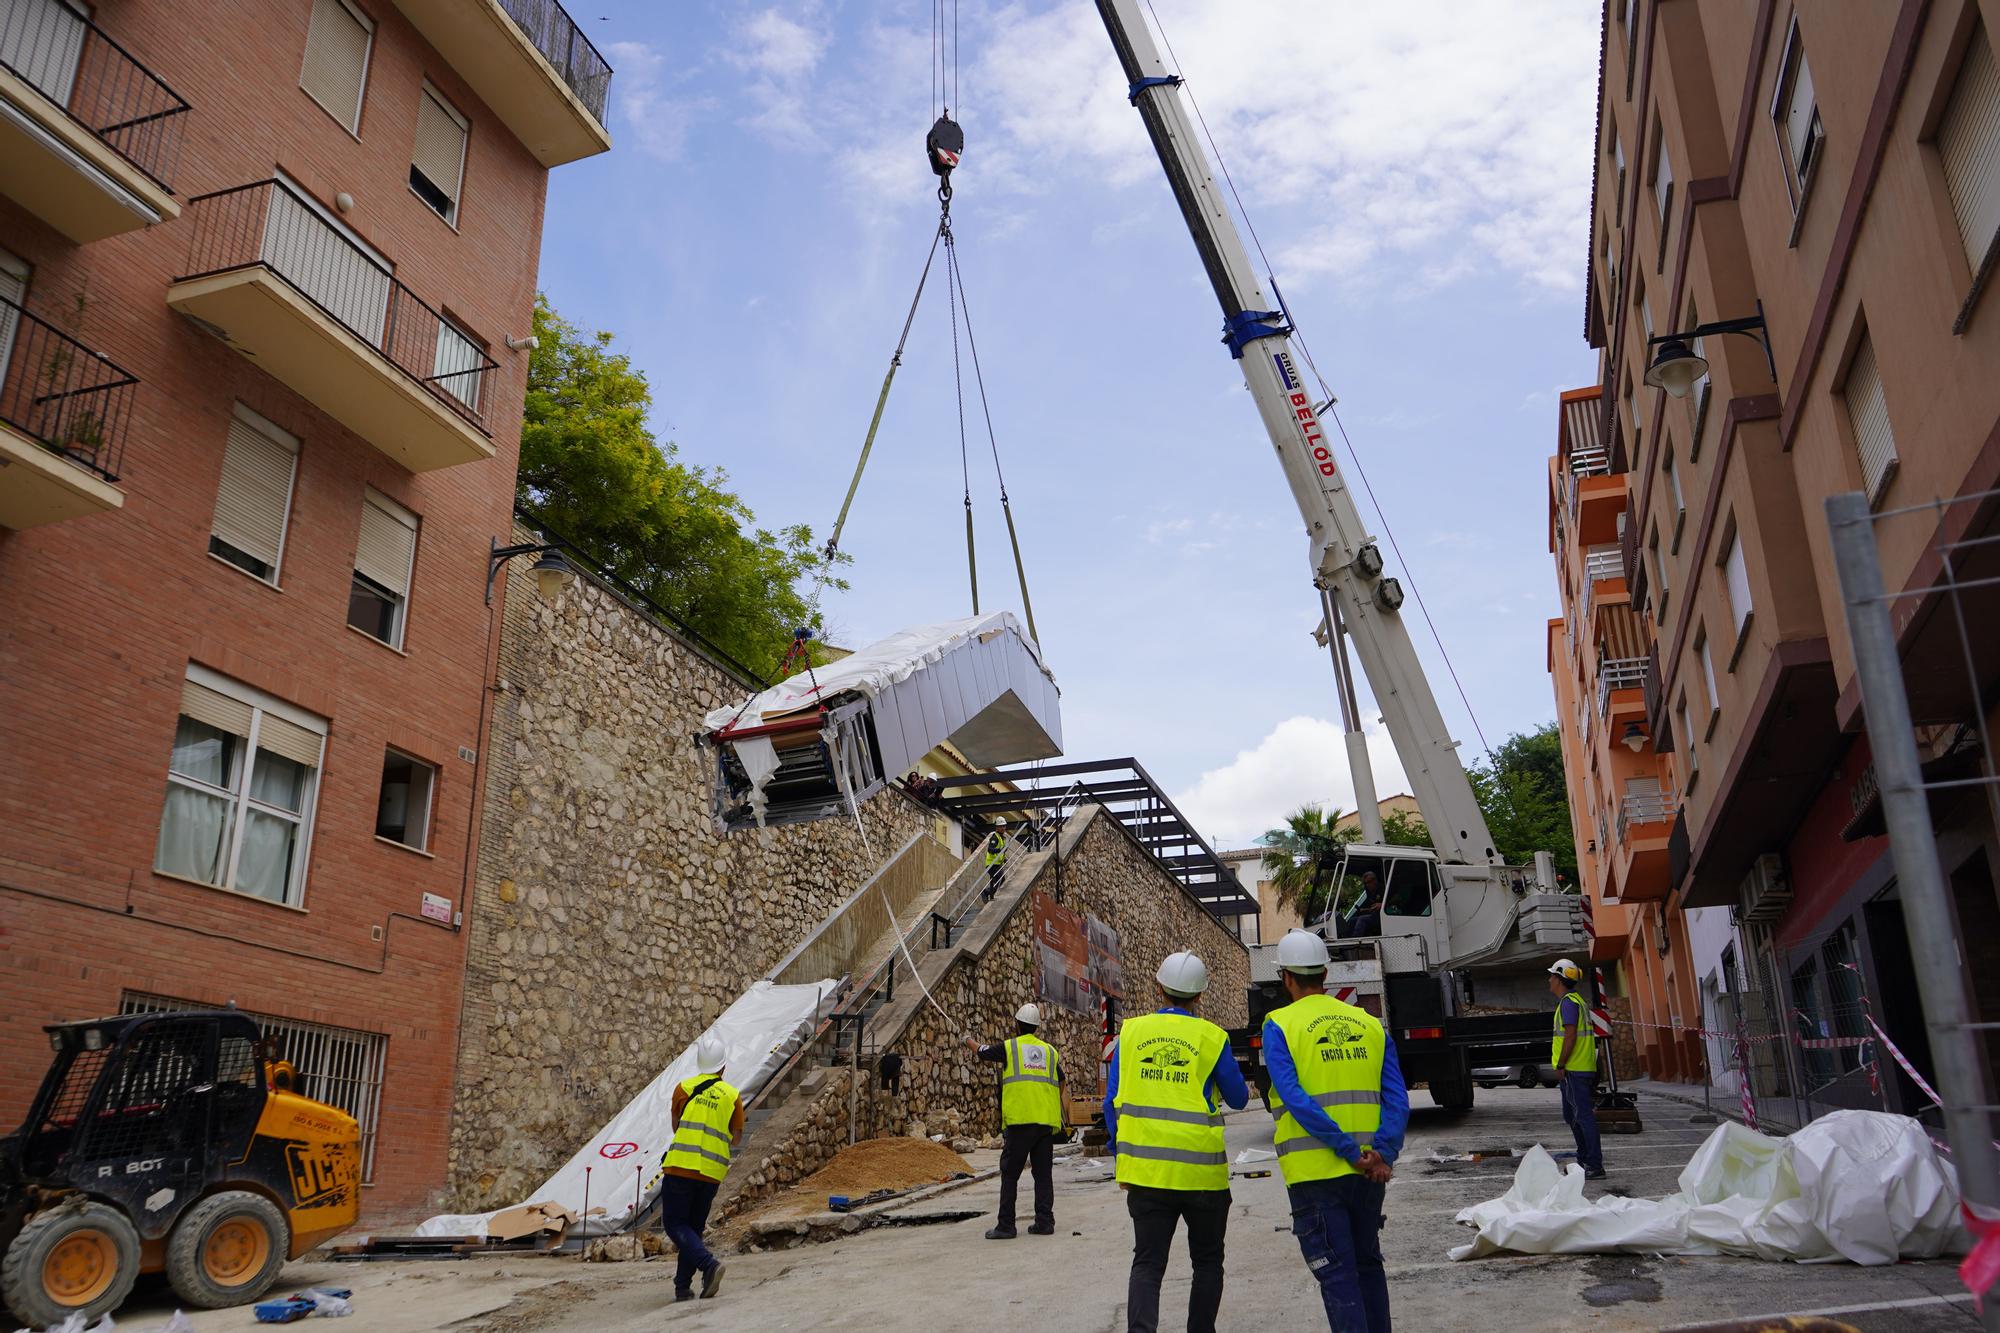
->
[1, 1200, 141, 1329]
[166, 1190, 289, 1309]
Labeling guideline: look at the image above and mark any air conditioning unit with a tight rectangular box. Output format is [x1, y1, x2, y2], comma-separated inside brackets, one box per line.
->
[1739, 852, 1791, 923]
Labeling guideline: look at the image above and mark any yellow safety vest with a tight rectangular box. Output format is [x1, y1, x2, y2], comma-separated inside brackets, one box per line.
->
[663, 1074, 739, 1182]
[1000, 1035, 1063, 1129]
[1268, 993, 1386, 1187]
[1552, 990, 1598, 1073]
[1112, 1012, 1229, 1191]
[985, 835, 1007, 867]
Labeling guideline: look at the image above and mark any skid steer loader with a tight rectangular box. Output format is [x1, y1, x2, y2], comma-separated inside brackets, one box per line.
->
[0, 1009, 360, 1328]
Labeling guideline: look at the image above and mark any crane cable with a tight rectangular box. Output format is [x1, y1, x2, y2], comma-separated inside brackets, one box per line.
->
[1142, 0, 1496, 769]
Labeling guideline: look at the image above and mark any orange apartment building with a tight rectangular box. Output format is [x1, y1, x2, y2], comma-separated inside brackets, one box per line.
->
[0, 0, 609, 1216]
[1549, 0, 2000, 1121]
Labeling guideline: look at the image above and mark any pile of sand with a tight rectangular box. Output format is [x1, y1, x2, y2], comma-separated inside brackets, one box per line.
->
[733, 1137, 974, 1228]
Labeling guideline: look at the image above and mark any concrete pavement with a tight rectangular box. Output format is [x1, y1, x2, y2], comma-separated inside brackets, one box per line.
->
[116, 1086, 1976, 1331]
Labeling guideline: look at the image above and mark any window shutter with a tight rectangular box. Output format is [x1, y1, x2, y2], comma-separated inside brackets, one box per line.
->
[256, 714, 324, 768]
[356, 491, 418, 596]
[181, 680, 255, 739]
[413, 88, 467, 208]
[1845, 335, 1898, 502]
[1939, 27, 2000, 272]
[211, 409, 298, 574]
[301, 0, 372, 131]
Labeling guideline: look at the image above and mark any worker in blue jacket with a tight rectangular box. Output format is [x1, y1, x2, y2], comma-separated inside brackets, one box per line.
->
[1264, 930, 1408, 1332]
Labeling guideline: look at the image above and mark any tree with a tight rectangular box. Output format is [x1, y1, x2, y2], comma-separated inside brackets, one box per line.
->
[516, 296, 847, 672]
[1468, 723, 1579, 886]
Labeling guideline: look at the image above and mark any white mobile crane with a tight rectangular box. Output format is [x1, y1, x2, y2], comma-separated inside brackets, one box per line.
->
[1095, 0, 1586, 1108]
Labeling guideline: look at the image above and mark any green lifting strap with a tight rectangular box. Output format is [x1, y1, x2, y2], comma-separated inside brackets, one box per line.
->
[1002, 498, 1038, 647]
[964, 497, 979, 614]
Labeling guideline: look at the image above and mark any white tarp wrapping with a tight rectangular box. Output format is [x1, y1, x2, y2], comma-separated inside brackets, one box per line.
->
[1449, 1110, 1969, 1264]
[417, 978, 837, 1239]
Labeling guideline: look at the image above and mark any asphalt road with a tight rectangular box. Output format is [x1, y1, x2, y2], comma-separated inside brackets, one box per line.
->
[115, 1085, 1978, 1332]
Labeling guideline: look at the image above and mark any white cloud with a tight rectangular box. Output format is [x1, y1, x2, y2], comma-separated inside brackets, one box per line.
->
[605, 41, 713, 163]
[1173, 714, 1411, 846]
[726, 7, 833, 148]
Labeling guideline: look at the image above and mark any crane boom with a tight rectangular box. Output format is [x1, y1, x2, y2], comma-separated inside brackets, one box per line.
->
[1096, 0, 1499, 866]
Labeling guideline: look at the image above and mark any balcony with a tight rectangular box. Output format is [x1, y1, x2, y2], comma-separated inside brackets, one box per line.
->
[167, 179, 497, 474]
[388, 0, 611, 167]
[1595, 655, 1647, 720]
[1612, 786, 1676, 902]
[0, 295, 131, 528]
[0, 0, 187, 242]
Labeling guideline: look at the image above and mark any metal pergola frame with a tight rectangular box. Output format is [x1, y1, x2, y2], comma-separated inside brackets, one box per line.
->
[930, 758, 1257, 919]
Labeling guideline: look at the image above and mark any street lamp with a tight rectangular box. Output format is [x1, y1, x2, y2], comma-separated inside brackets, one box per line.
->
[1621, 722, 1647, 753]
[1643, 299, 1779, 399]
[487, 538, 576, 604]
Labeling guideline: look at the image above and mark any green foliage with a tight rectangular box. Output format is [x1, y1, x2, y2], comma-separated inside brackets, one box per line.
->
[1468, 723, 1579, 886]
[516, 296, 847, 672]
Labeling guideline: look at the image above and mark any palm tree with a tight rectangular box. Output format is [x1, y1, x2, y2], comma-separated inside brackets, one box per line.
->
[1259, 803, 1355, 923]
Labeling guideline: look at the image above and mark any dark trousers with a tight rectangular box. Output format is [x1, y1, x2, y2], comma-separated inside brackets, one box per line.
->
[659, 1173, 720, 1294]
[996, 1123, 1055, 1231]
[1125, 1184, 1229, 1333]
[1289, 1176, 1390, 1333]
[983, 861, 1005, 898]
[1562, 1070, 1604, 1174]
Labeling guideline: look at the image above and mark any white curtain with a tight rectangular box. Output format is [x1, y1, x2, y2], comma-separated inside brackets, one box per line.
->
[155, 785, 231, 884]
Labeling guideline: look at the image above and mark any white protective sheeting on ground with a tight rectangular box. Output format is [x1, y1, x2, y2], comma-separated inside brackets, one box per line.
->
[1449, 1110, 1968, 1263]
[417, 979, 837, 1239]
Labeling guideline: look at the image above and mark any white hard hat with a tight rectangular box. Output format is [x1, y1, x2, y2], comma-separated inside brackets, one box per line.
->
[1156, 951, 1209, 997]
[695, 1036, 726, 1074]
[1015, 1002, 1042, 1026]
[996, 816, 1008, 826]
[1276, 929, 1331, 973]
[1548, 958, 1582, 983]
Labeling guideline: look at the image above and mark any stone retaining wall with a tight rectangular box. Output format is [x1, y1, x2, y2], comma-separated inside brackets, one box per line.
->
[443, 542, 934, 1212]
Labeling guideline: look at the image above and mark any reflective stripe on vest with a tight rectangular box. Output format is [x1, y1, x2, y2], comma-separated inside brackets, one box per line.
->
[1112, 1011, 1230, 1191]
[1268, 993, 1386, 1187]
[1001, 1035, 1063, 1129]
[663, 1075, 739, 1182]
[1552, 991, 1599, 1073]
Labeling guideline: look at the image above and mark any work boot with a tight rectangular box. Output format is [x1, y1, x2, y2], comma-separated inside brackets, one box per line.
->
[700, 1261, 726, 1299]
[1584, 1169, 1608, 1181]
[984, 1225, 1017, 1240]
[1027, 1222, 1055, 1235]
[674, 1290, 695, 1303]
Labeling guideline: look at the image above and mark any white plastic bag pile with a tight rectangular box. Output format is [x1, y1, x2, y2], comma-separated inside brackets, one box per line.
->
[1450, 1109, 1970, 1263]
[13, 1314, 192, 1333]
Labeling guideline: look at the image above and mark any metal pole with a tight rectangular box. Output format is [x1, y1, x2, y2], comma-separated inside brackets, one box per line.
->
[1827, 490, 2000, 1325]
[580, 1166, 591, 1261]
[1321, 590, 1384, 844]
[850, 1015, 861, 1147]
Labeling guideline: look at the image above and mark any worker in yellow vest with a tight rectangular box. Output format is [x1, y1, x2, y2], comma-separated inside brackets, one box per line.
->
[1103, 951, 1249, 1333]
[1265, 930, 1407, 1332]
[982, 818, 1010, 901]
[659, 1036, 742, 1302]
[964, 1001, 1064, 1238]
[1548, 958, 1605, 1179]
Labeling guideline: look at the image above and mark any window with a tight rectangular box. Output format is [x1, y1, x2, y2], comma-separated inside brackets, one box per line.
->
[208, 405, 299, 584]
[123, 993, 387, 1182]
[1698, 628, 1720, 731]
[300, 0, 373, 133]
[432, 317, 483, 412]
[1649, 523, 1669, 621]
[1683, 296, 1711, 455]
[1651, 119, 1674, 267]
[1677, 694, 1696, 782]
[410, 83, 468, 224]
[1665, 447, 1685, 546]
[1721, 523, 1753, 644]
[265, 172, 392, 342]
[375, 748, 436, 850]
[1937, 24, 2000, 278]
[1613, 132, 1627, 225]
[1641, 292, 1654, 344]
[154, 667, 325, 907]
[349, 489, 418, 648]
[0, 247, 27, 387]
[1772, 17, 1825, 209]
[1843, 331, 1898, 504]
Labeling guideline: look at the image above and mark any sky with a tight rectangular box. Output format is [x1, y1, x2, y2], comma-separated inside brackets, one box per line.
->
[535, 0, 1602, 850]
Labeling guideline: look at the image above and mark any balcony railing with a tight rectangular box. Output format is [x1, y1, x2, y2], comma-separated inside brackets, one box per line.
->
[0, 0, 189, 191]
[0, 294, 136, 482]
[1584, 544, 1623, 584]
[176, 179, 497, 433]
[1596, 655, 1648, 717]
[1617, 788, 1676, 844]
[1568, 445, 1611, 478]
[498, 0, 612, 121]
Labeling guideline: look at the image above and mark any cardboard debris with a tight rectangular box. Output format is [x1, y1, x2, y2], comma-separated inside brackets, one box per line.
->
[484, 1201, 574, 1243]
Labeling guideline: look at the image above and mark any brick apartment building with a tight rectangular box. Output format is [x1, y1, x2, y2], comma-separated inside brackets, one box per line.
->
[1549, 0, 2000, 1120]
[0, 0, 609, 1216]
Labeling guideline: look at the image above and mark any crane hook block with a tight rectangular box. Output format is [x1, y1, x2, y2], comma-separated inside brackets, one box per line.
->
[926, 114, 964, 179]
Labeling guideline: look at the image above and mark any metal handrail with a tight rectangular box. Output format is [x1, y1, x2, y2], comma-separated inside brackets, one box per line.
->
[1568, 446, 1611, 478]
[174, 179, 498, 434]
[1595, 656, 1648, 717]
[0, 294, 137, 481]
[0, 0, 190, 191]
[1584, 545, 1623, 583]
[1616, 788, 1676, 843]
[496, 0, 614, 121]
